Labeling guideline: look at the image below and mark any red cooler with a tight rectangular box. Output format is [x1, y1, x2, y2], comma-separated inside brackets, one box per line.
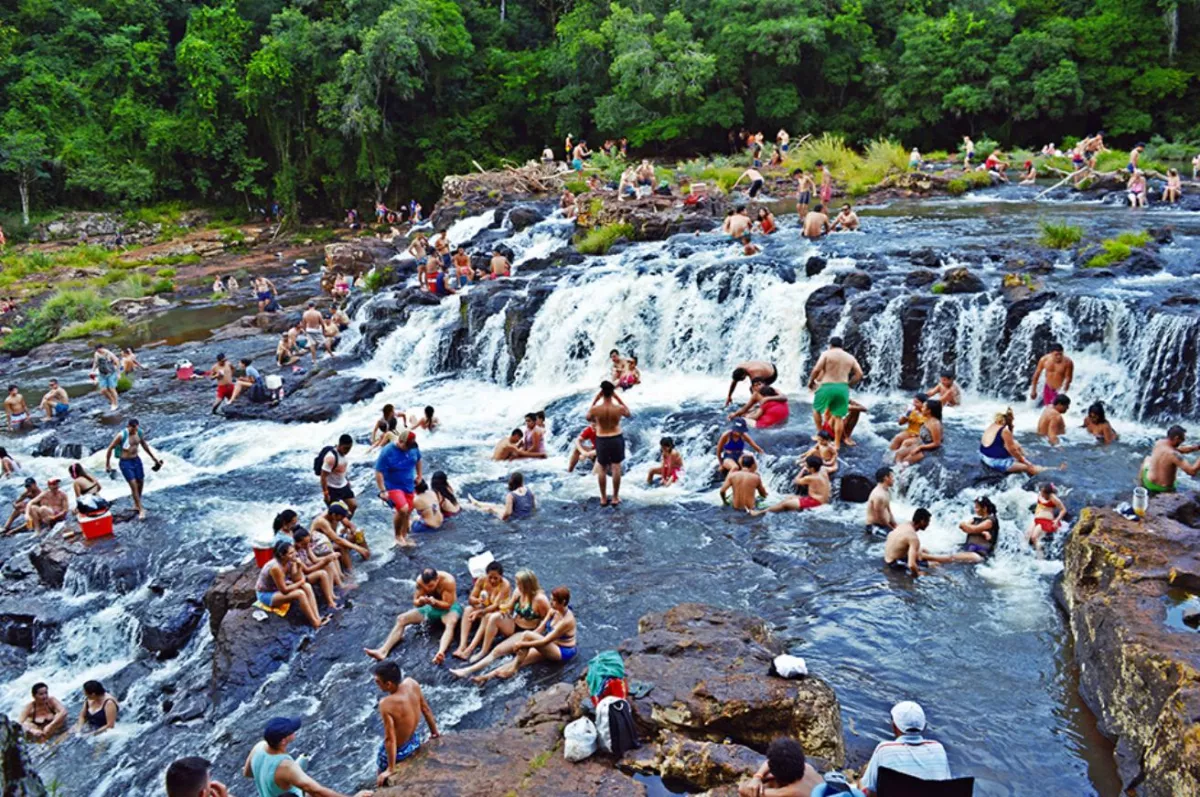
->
[176, 365, 195, 380]
[252, 544, 274, 567]
[80, 511, 114, 540]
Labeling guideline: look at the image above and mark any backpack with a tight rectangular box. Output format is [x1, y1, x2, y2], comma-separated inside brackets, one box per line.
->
[248, 377, 270, 404]
[96, 354, 114, 375]
[313, 446, 338, 476]
[594, 697, 639, 757]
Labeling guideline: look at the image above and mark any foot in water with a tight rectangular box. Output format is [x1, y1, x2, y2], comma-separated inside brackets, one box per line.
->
[432, 652, 445, 665]
[364, 647, 386, 661]
[449, 667, 469, 678]
[138, 509, 147, 520]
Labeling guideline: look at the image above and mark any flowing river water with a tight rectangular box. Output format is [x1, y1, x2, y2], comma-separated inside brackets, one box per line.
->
[5, 183, 1200, 796]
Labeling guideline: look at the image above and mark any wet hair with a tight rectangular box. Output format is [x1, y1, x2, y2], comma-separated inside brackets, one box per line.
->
[6, 384, 15, 392]
[525, 412, 537, 422]
[791, 168, 804, 175]
[424, 406, 434, 419]
[240, 358, 252, 367]
[32, 682, 47, 696]
[759, 386, 777, 397]
[914, 392, 929, 403]
[765, 738, 806, 786]
[414, 478, 428, 494]
[1050, 343, 1064, 353]
[486, 561, 503, 575]
[373, 660, 403, 685]
[660, 437, 674, 449]
[600, 380, 615, 397]
[338, 434, 353, 447]
[83, 680, 105, 697]
[940, 368, 955, 380]
[1087, 402, 1107, 423]
[1167, 425, 1186, 441]
[382, 404, 394, 416]
[629, 356, 638, 365]
[515, 569, 540, 597]
[1053, 394, 1071, 409]
[913, 507, 932, 525]
[551, 586, 571, 605]
[974, 496, 998, 517]
[431, 471, 456, 504]
[805, 455, 824, 471]
[273, 509, 298, 531]
[740, 454, 755, 468]
[420, 567, 438, 583]
[875, 467, 893, 483]
[829, 336, 843, 348]
[815, 159, 825, 167]
[814, 203, 825, 213]
[69, 463, 85, 479]
[293, 527, 310, 543]
[272, 540, 292, 561]
[924, 399, 943, 420]
[507, 472, 525, 491]
[732, 367, 748, 380]
[0, 448, 7, 460]
[609, 349, 620, 357]
[818, 429, 833, 441]
[510, 428, 523, 439]
[166, 756, 212, 797]
[1039, 482, 1057, 495]
[536, 411, 545, 422]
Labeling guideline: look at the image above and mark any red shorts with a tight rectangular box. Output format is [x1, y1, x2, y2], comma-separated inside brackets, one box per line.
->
[798, 496, 821, 510]
[1034, 517, 1061, 534]
[386, 490, 415, 511]
[216, 383, 235, 400]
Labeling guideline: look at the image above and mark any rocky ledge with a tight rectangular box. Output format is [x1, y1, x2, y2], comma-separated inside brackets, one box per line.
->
[377, 603, 843, 797]
[0, 714, 47, 796]
[1059, 493, 1200, 796]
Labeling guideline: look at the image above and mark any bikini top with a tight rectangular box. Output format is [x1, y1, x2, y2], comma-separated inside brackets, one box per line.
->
[513, 595, 545, 621]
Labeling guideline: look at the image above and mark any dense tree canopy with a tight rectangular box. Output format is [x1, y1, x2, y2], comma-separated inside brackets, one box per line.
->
[1, 0, 1198, 220]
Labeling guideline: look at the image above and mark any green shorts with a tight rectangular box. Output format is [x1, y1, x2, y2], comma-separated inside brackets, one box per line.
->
[812, 382, 851, 418]
[1141, 467, 1174, 494]
[418, 603, 462, 622]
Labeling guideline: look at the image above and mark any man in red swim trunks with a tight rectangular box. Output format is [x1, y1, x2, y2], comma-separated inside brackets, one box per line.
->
[374, 431, 423, 548]
[750, 456, 830, 516]
[1029, 343, 1073, 407]
[209, 353, 235, 414]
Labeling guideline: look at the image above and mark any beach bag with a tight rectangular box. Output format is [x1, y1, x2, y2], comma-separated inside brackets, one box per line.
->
[595, 697, 639, 757]
[563, 717, 597, 762]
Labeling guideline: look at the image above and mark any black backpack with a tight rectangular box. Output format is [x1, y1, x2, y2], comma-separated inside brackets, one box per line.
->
[313, 446, 338, 476]
[604, 699, 640, 758]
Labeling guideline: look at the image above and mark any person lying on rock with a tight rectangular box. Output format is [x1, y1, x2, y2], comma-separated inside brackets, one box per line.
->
[451, 585, 577, 684]
[372, 660, 439, 787]
[364, 567, 461, 666]
[737, 737, 822, 797]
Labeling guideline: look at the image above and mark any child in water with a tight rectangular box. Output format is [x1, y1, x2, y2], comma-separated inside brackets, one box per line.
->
[1026, 483, 1066, 552]
[646, 437, 684, 486]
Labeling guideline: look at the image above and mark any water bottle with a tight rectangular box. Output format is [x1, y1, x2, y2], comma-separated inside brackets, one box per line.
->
[1132, 487, 1149, 520]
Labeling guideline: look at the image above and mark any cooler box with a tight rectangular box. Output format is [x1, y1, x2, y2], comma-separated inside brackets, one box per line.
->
[252, 544, 275, 567]
[176, 365, 195, 380]
[80, 511, 114, 540]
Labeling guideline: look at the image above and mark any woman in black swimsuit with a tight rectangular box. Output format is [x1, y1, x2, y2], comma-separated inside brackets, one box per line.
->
[19, 682, 67, 741]
[76, 680, 118, 735]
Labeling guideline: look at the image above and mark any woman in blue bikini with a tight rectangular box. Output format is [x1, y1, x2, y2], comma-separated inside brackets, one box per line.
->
[456, 586, 578, 686]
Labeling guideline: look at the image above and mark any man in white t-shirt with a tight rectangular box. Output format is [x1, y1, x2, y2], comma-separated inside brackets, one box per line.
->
[321, 434, 356, 516]
[859, 701, 951, 795]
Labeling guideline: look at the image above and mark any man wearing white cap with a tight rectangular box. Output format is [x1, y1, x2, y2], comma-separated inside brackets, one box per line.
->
[859, 701, 950, 795]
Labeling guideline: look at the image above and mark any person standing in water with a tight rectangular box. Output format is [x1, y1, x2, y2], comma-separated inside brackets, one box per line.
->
[1082, 401, 1118, 445]
[817, 160, 833, 205]
[801, 205, 831, 239]
[209, 353, 235, 414]
[952, 496, 1000, 564]
[374, 431, 422, 547]
[807, 337, 863, 449]
[1029, 343, 1073, 406]
[1026, 482, 1067, 551]
[4, 385, 30, 430]
[725, 361, 777, 406]
[105, 418, 162, 519]
[91, 344, 122, 412]
[924, 369, 961, 407]
[865, 467, 896, 534]
[793, 168, 816, 218]
[372, 661, 439, 787]
[587, 381, 631, 506]
[1139, 425, 1200, 495]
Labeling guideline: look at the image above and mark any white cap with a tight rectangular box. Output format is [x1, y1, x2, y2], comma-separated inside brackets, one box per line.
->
[890, 701, 926, 733]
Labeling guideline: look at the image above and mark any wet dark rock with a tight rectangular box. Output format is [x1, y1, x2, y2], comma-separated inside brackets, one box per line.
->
[0, 714, 48, 796]
[502, 284, 555, 383]
[1002, 291, 1057, 341]
[1, 552, 37, 581]
[357, 287, 444, 353]
[908, 248, 940, 269]
[899, 295, 937, 388]
[211, 607, 307, 711]
[904, 269, 936, 288]
[0, 613, 34, 649]
[33, 435, 59, 458]
[29, 535, 82, 589]
[506, 205, 544, 232]
[1183, 608, 1200, 629]
[1163, 294, 1200, 307]
[203, 562, 259, 634]
[804, 285, 845, 356]
[164, 692, 211, 724]
[138, 597, 205, 659]
[0, 596, 89, 652]
[835, 270, 872, 291]
[220, 369, 383, 423]
[1148, 226, 1174, 245]
[0, 642, 28, 674]
[1122, 248, 1163, 275]
[1060, 496, 1200, 796]
[938, 266, 986, 294]
[804, 256, 827, 277]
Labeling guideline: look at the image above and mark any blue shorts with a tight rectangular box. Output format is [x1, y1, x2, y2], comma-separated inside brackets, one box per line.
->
[54, 403, 69, 417]
[256, 591, 275, 606]
[257, 291, 272, 302]
[572, 158, 583, 172]
[410, 518, 437, 533]
[558, 645, 577, 662]
[118, 457, 145, 483]
[377, 736, 421, 772]
[98, 372, 119, 390]
[1127, 163, 1135, 173]
[979, 453, 1014, 472]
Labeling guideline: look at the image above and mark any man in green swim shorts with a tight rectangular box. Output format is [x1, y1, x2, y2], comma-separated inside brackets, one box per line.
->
[1140, 425, 1200, 494]
[807, 337, 863, 449]
[365, 567, 461, 666]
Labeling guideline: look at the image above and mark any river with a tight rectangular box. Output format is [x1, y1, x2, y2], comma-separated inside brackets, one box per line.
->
[4, 182, 1199, 796]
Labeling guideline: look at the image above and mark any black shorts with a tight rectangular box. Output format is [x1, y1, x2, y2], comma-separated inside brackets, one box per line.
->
[595, 434, 625, 467]
[326, 484, 355, 503]
[749, 179, 764, 198]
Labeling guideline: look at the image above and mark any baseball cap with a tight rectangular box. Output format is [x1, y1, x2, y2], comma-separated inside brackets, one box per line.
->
[263, 716, 302, 746]
[890, 701, 926, 733]
[47, 478, 61, 486]
[23, 477, 36, 487]
[328, 501, 350, 517]
[731, 418, 748, 432]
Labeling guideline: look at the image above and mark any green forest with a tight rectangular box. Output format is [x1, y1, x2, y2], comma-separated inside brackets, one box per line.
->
[1, 0, 1197, 225]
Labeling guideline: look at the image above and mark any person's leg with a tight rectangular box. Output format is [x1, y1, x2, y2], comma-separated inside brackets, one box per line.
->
[611, 463, 623, 504]
[130, 477, 145, 518]
[365, 610, 421, 660]
[280, 588, 321, 628]
[433, 610, 459, 664]
[750, 497, 801, 517]
[452, 631, 532, 677]
[345, 496, 358, 516]
[889, 431, 910, 451]
[475, 646, 549, 684]
[596, 462, 609, 505]
[567, 448, 581, 473]
[454, 609, 479, 657]
[307, 569, 337, 607]
[471, 613, 513, 661]
[646, 466, 662, 485]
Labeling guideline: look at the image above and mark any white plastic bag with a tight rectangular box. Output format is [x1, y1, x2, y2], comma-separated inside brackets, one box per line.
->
[563, 717, 597, 762]
[594, 696, 621, 753]
[468, 551, 495, 579]
[773, 654, 808, 678]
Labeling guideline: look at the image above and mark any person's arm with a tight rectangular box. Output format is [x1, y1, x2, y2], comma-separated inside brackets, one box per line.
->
[849, 358, 864, 386]
[907, 538, 921, 577]
[419, 686, 440, 737]
[100, 699, 117, 732]
[1001, 428, 1027, 464]
[269, 564, 290, 593]
[725, 377, 740, 406]
[719, 473, 733, 502]
[1052, 496, 1067, 524]
[729, 396, 757, 419]
[1047, 420, 1061, 447]
[377, 710, 397, 786]
[320, 454, 333, 503]
[468, 578, 485, 607]
[1062, 360, 1074, 393]
[51, 698, 68, 728]
[755, 476, 768, 498]
[500, 492, 514, 521]
[278, 758, 370, 797]
[807, 355, 825, 390]
[140, 438, 162, 467]
[1029, 357, 1045, 398]
[960, 518, 992, 540]
[18, 702, 33, 731]
[745, 433, 764, 454]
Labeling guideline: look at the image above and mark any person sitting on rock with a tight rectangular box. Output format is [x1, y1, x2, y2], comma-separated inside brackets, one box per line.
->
[257, 540, 331, 629]
[737, 737, 822, 797]
[451, 585, 577, 685]
[924, 369, 960, 408]
[451, 560, 511, 661]
[372, 660, 440, 787]
[3, 477, 39, 534]
[38, 378, 70, 420]
[1163, 168, 1182, 203]
[489, 248, 512, 279]
[244, 717, 372, 797]
[20, 682, 68, 742]
[26, 477, 69, 534]
[858, 701, 950, 795]
[311, 500, 370, 571]
[364, 566, 461, 666]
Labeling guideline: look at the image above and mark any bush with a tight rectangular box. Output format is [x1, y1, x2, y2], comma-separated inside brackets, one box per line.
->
[363, 267, 393, 293]
[0, 319, 54, 353]
[563, 179, 589, 195]
[588, 151, 628, 183]
[947, 179, 968, 195]
[151, 278, 175, 294]
[1085, 231, 1152, 268]
[116, 374, 133, 392]
[156, 267, 177, 278]
[122, 200, 188, 227]
[56, 313, 123, 340]
[1145, 135, 1198, 162]
[576, 222, 634, 255]
[1038, 221, 1083, 249]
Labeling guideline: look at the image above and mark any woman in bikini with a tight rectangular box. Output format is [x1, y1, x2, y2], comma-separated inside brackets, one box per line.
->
[464, 586, 578, 685]
[450, 569, 549, 667]
[430, 471, 461, 516]
[1082, 401, 1118, 445]
[1026, 482, 1066, 552]
[20, 682, 67, 741]
[76, 680, 118, 735]
[954, 497, 1000, 564]
[896, 399, 943, 465]
[729, 384, 789, 429]
[70, 463, 102, 499]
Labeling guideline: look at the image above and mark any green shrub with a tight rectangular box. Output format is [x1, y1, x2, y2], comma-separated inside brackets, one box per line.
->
[1038, 221, 1083, 249]
[151, 278, 174, 294]
[947, 179, 968, 195]
[156, 267, 177, 278]
[148, 253, 202, 267]
[116, 374, 133, 392]
[220, 228, 247, 245]
[363, 267, 393, 293]
[931, 283, 947, 294]
[1145, 134, 1198, 162]
[56, 313, 123, 340]
[292, 226, 338, 245]
[38, 288, 109, 326]
[589, 151, 628, 183]
[123, 200, 188, 227]
[0, 319, 54, 353]
[1085, 231, 1152, 268]
[563, 179, 589, 195]
[576, 222, 634, 255]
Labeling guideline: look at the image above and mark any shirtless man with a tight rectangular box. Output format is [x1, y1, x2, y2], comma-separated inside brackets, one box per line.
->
[312, 501, 370, 571]
[567, 420, 598, 472]
[372, 661, 439, 787]
[209, 353, 235, 414]
[489, 249, 512, 279]
[1036, 394, 1071, 446]
[3, 477, 39, 534]
[801, 204, 831, 240]
[492, 429, 528, 461]
[793, 169, 816, 217]
[865, 467, 896, 534]
[832, 205, 859, 232]
[751, 456, 830, 515]
[884, 508, 950, 577]
[302, 301, 328, 361]
[725, 360, 777, 406]
[925, 369, 961, 408]
[105, 418, 162, 519]
[26, 478, 69, 533]
[1140, 425, 1200, 495]
[732, 167, 766, 199]
[365, 567, 461, 666]
[723, 208, 752, 243]
[720, 455, 767, 511]
[5, 385, 30, 430]
[587, 381, 631, 506]
[253, 276, 277, 312]
[1029, 343, 1073, 406]
[807, 337, 864, 448]
[39, 379, 69, 421]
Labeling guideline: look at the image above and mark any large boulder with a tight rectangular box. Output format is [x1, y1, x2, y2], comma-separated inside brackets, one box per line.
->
[138, 597, 206, 659]
[324, 239, 397, 273]
[220, 369, 383, 423]
[506, 205, 545, 232]
[0, 714, 48, 796]
[1059, 495, 1200, 796]
[938, 266, 985, 294]
[804, 285, 845, 357]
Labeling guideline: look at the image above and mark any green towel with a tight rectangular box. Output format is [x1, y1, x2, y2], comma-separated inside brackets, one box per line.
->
[585, 650, 626, 697]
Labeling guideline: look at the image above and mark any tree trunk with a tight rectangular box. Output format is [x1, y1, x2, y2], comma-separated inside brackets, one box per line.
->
[18, 175, 30, 226]
[1166, 3, 1179, 62]
[500, 0, 506, 21]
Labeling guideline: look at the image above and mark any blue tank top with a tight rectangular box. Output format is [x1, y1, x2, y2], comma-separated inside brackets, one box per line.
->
[251, 745, 302, 797]
[722, 435, 746, 458]
[979, 427, 1009, 459]
[510, 488, 534, 517]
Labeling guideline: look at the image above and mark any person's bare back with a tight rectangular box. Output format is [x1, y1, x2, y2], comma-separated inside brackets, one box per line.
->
[1037, 406, 1066, 440]
[725, 470, 763, 510]
[589, 400, 626, 436]
[811, 348, 861, 386]
[865, 484, 894, 528]
[884, 525, 922, 572]
[801, 211, 828, 239]
[302, 307, 323, 331]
